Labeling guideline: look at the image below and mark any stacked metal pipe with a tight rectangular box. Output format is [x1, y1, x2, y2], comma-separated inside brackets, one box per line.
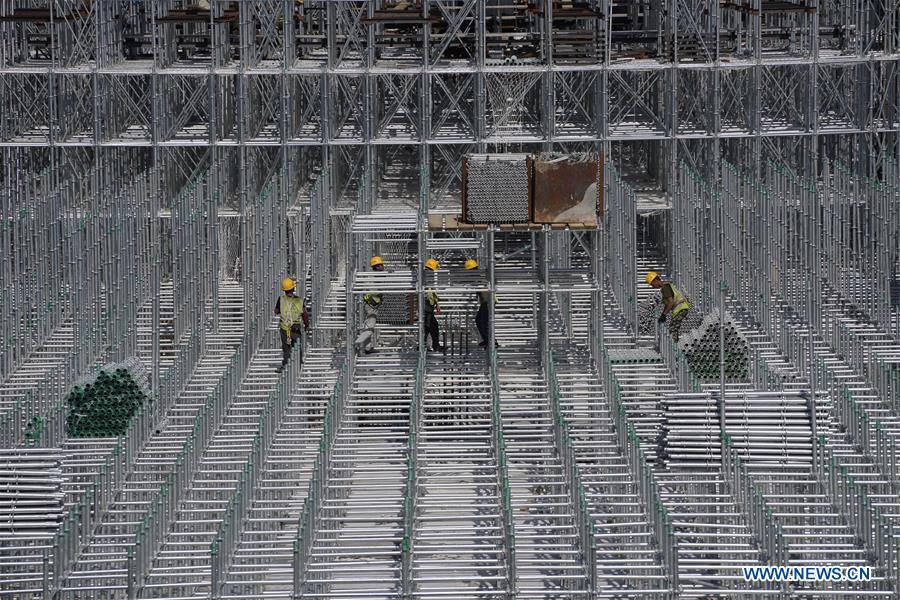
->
[378, 294, 414, 326]
[464, 154, 530, 223]
[65, 367, 149, 438]
[677, 312, 750, 382]
[0, 449, 65, 535]
[658, 391, 814, 470]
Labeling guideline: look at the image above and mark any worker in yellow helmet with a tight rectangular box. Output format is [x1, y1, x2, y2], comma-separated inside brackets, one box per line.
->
[275, 277, 310, 371]
[423, 258, 445, 352]
[355, 257, 385, 355]
[646, 271, 690, 342]
[465, 259, 498, 348]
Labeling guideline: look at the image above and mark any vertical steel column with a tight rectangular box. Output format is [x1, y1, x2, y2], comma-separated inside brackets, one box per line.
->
[417, 222, 425, 360]
[665, 0, 679, 286]
[543, 0, 554, 152]
[363, 0, 375, 213]
[710, 0, 727, 440]
[488, 226, 496, 355]
[149, 5, 161, 396]
[541, 225, 550, 377]
[475, 0, 486, 153]
[808, 0, 821, 455]
[420, 1, 432, 216]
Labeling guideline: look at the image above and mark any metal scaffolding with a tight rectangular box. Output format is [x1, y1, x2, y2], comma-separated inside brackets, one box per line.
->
[1, 0, 900, 598]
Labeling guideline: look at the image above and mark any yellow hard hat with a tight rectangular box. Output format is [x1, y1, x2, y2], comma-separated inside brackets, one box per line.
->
[464, 259, 478, 270]
[424, 258, 439, 271]
[281, 277, 295, 292]
[370, 256, 384, 268]
[645, 272, 659, 285]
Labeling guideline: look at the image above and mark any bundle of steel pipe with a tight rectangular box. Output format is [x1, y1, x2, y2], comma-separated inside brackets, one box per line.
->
[64, 367, 149, 438]
[658, 391, 814, 470]
[464, 154, 530, 224]
[0, 449, 65, 535]
[678, 312, 750, 382]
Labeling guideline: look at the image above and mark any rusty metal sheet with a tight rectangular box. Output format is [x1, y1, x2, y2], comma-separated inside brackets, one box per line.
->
[532, 154, 601, 225]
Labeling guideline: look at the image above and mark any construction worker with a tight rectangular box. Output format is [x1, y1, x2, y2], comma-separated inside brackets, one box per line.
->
[646, 272, 690, 342]
[354, 256, 385, 355]
[423, 258, 446, 352]
[465, 259, 498, 347]
[275, 277, 310, 370]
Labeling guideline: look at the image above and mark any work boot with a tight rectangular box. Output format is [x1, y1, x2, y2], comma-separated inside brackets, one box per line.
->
[431, 345, 446, 352]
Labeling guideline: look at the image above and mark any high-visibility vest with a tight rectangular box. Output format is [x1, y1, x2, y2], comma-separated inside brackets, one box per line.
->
[425, 290, 440, 311]
[279, 295, 304, 332]
[364, 293, 382, 308]
[669, 284, 690, 316]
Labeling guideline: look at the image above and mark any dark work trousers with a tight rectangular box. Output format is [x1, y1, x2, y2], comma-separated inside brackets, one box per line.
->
[280, 326, 303, 366]
[475, 302, 489, 344]
[425, 311, 441, 350]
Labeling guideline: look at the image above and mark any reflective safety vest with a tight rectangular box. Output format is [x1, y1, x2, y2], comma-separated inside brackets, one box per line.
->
[425, 290, 440, 312]
[279, 295, 304, 332]
[364, 293, 382, 308]
[669, 284, 690, 316]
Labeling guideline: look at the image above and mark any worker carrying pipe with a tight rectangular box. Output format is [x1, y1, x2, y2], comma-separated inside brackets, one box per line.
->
[465, 259, 499, 348]
[275, 277, 310, 371]
[423, 258, 446, 352]
[355, 256, 385, 355]
[646, 271, 690, 342]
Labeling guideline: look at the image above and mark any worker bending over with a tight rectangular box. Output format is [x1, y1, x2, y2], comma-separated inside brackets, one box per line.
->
[646, 271, 690, 342]
[424, 259, 446, 352]
[465, 259, 498, 347]
[355, 256, 385, 355]
[275, 277, 310, 371]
